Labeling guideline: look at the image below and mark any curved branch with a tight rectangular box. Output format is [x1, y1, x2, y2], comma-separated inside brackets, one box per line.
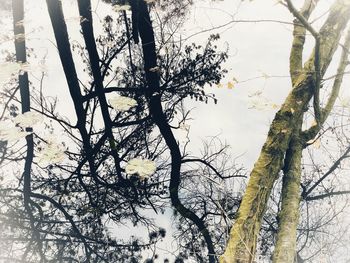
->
[182, 158, 245, 179]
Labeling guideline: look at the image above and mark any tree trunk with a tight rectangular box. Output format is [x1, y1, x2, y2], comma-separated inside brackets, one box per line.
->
[13, 0, 41, 258]
[12, 0, 34, 213]
[220, 2, 350, 262]
[130, 0, 216, 261]
[77, 0, 124, 177]
[220, 82, 311, 263]
[46, 0, 96, 175]
[272, 120, 303, 263]
[272, 23, 350, 263]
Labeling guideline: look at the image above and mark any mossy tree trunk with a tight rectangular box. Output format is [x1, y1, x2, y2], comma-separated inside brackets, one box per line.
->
[272, 120, 303, 263]
[220, 1, 350, 262]
[272, 25, 350, 263]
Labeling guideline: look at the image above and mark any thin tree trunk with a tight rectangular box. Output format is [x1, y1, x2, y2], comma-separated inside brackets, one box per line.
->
[289, 0, 317, 86]
[12, 0, 42, 259]
[46, 0, 96, 178]
[272, 2, 312, 261]
[220, 1, 350, 262]
[272, 119, 303, 263]
[13, 0, 33, 206]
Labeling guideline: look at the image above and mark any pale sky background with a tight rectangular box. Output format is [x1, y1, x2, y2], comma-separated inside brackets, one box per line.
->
[1, 0, 350, 262]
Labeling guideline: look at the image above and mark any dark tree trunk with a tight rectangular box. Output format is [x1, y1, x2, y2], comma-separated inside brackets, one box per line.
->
[131, 1, 217, 261]
[12, 0, 33, 213]
[46, 0, 96, 173]
[77, 0, 124, 177]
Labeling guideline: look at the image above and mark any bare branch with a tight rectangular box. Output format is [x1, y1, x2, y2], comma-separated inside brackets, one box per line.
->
[306, 190, 350, 201]
[303, 144, 350, 197]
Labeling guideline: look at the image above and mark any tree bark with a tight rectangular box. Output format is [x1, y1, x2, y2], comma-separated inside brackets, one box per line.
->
[272, 26, 350, 263]
[220, 1, 350, 262]
[272, 120, 303, 263]
[289, 0, 317, 86]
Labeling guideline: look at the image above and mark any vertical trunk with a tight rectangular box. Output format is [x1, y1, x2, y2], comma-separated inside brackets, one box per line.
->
[130, 1, 216, 261]
[77, 0, 112, 128]
[220, 2, 350, 262]
[289, 0, 317, 86]
[272, 119, 303, 263]
[12, 0, 34, 212]
[13, 0, 42, 259]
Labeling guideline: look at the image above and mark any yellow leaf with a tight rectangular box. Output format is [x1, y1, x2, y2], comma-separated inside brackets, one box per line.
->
[15, 20, 24, 27]
[271, 103, 279, 109]
[313, 139, 321, 149]
[15, 33, 25, 42]
[227, 82, 234, 89]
